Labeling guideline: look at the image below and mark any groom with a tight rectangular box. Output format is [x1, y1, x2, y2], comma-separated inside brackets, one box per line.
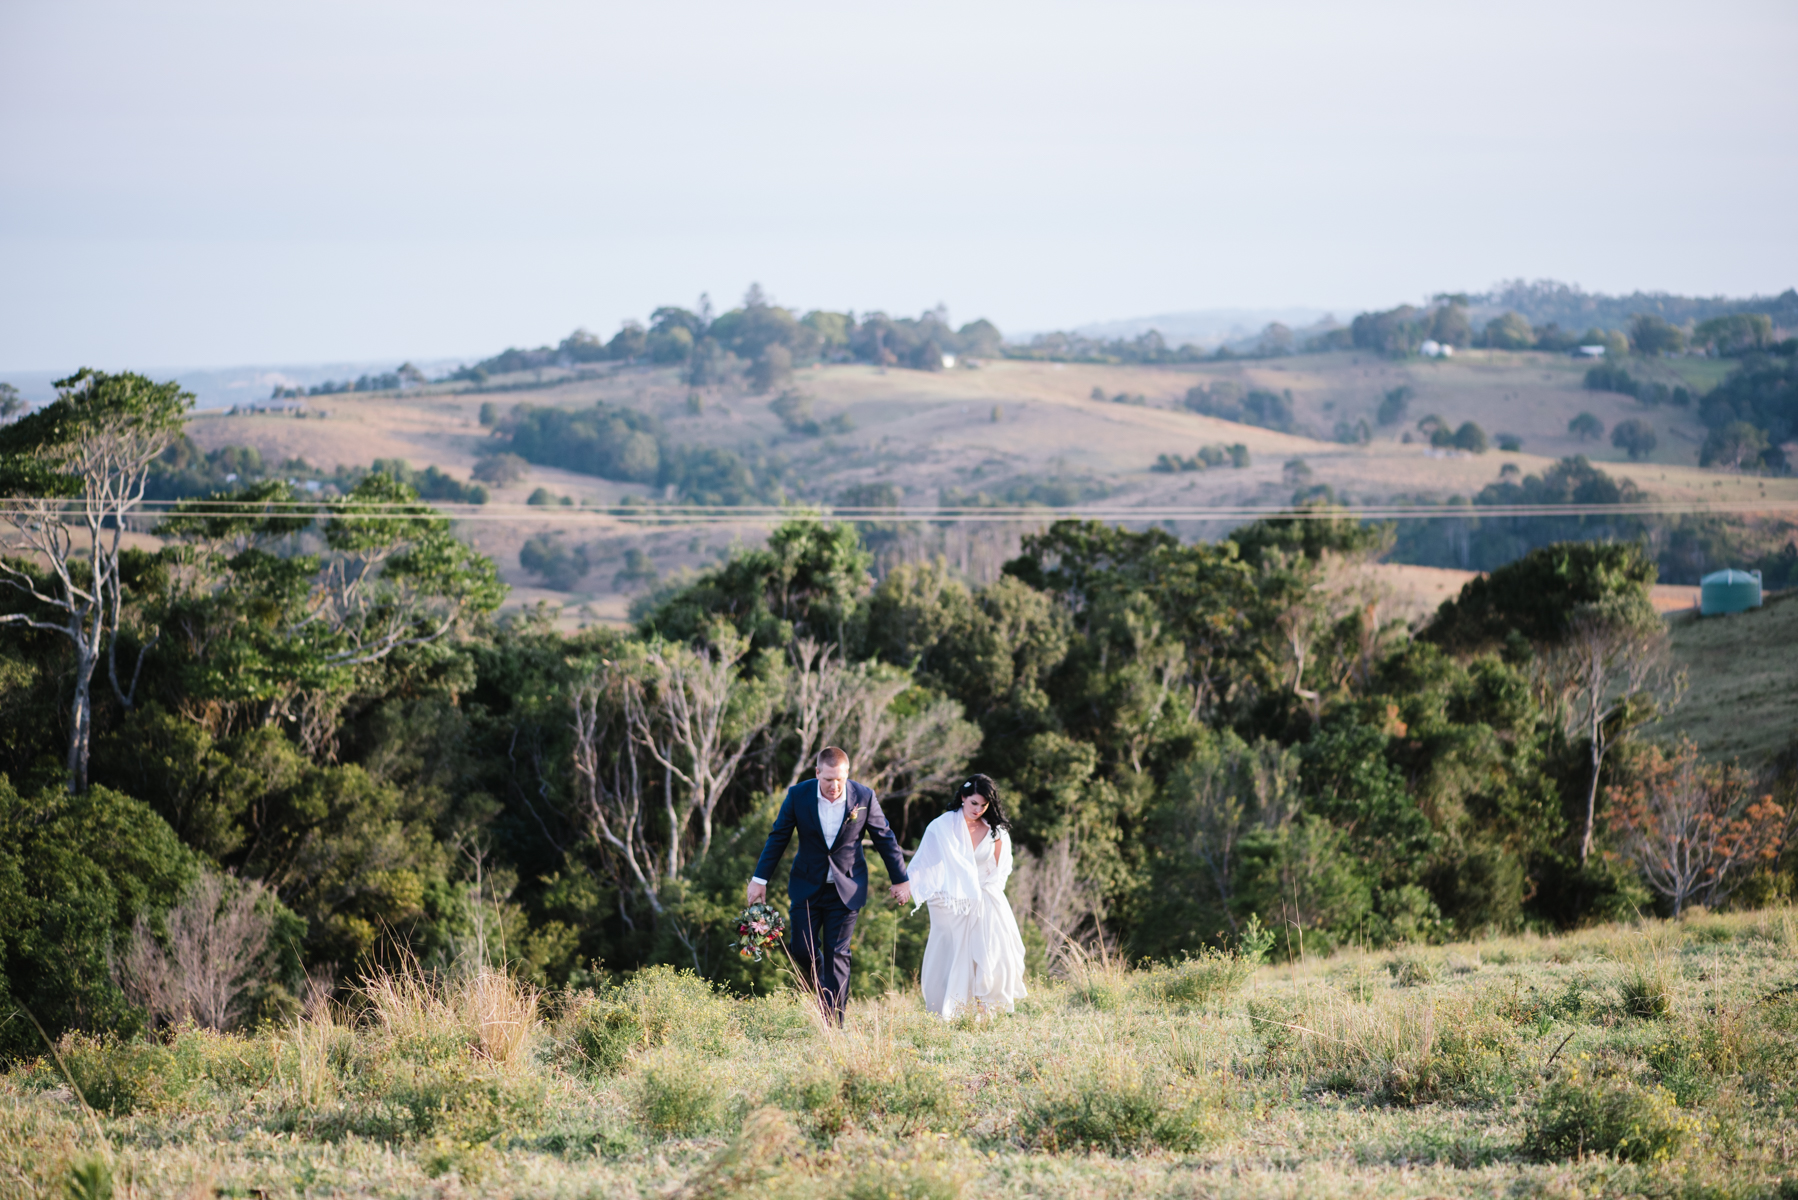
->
[747, 746, 910, 1024]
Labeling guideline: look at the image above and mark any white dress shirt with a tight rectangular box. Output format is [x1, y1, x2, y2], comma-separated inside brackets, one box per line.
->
[752, 787, 850, 886]
[817, 789, 847, 848]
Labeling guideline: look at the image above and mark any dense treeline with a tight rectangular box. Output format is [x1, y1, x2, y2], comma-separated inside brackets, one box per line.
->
[1695, 344, 1797, 472]
[494, 402, 787, 505]
[4, 369, 1795, 1062]
[456, 286, 1003, 391]
[1013, 285, 1794, 369]
[441, 282, 1794, 382]
[1390, 454, 1798, 585]
[146, 439, 491, 505]
[1472, 280, 1798, 339]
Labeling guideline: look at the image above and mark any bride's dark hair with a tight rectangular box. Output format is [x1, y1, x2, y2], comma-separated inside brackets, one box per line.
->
[949, 774, 1011, 832]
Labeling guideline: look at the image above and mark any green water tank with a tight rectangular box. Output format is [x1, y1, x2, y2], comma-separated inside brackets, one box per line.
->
[1699, 568, 1762, 615]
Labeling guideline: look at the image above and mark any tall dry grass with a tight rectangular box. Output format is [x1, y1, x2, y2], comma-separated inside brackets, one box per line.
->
[358, 963, 540, 1067]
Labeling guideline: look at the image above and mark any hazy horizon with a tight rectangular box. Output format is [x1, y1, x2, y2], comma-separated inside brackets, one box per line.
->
[3, 0, 1794, 372]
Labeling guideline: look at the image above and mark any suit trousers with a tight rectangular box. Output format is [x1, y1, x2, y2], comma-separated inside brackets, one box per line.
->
[792, 890, 858, 1025]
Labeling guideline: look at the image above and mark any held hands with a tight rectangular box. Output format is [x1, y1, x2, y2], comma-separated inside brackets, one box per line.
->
[748, 879, 908, 903]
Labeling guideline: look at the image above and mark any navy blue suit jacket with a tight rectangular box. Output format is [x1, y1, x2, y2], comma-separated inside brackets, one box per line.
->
[754, 779, 908, 910]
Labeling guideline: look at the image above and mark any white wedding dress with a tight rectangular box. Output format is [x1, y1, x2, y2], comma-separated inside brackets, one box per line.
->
[907, 811, 1028, 1019]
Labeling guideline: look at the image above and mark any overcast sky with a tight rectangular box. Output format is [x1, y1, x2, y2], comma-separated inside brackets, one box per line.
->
[2, 0, 1794, 371]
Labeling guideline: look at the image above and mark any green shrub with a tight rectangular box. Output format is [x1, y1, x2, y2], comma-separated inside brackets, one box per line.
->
[376, 1057, 548, 1142]
[634, 1046, 726, 1137]
[0, 782, 196, 1059]
[566, 997, 640, 1078]
[55, 1035, 186, 1116]
[1647, 1030, 1723, 1107]
[562, 965, 738, 1079]
[1525, 1069, 1693, 1163]
[1384, 1011, 1523, 1106]
[1140, 948, 1256, 1009]
[617, 965, 735, 1053]
[791, 1056, 957, 1137]
[1023, 1062, 1221, 1154]
[1546, 977, 1600, 1022]
[733, 991, 813, 1044]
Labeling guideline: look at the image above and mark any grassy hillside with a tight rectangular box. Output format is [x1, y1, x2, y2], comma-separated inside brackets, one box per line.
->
[1666, 588, 1798, 766]
[5, 909, 1796, 1198]
[181, 351, 1798, 622]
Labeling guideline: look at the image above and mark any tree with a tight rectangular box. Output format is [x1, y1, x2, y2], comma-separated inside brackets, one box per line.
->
[801, 311, 853, 355]
[520, 533, 590, 590]
[1568, 412, 1605, 441]
[651, 306, 708, 339]
[1144, 730, 1298, 944]
[648, 325, 695, 364]
[1453, 422, 1488, 453]
[0, 778, 196, 1057]
[116, 870, 278, 1031]
[1428, 302, 1472, 349]
[623, 625, 779, 871]
[1611, 417, 1657, 461]
[472, 451, 528, 485]
[1349, 305, 1424, 356]
[955, 318, 1003, 358]
[1696, 348, 1794, 465]
[1692, 313, 1773, 356]
[559, 328, 609, 363]
[1424, 540, 1658, 658]
[607, 322, 647, 361]
[686, 338, 739, 387]
[0, 370, 191, 790]
[1482, 312, 1535, 350]
[1376, 386, 1412, 426]
[1609, 740, 1786, 915]
[1629, 314, 1686, 356]
[1544, 595, 1676, 865]
[0, 383, 22, 424]
[747, 344, 793, 394]
[571, 654, 667, 916]
[1699, 420, 1770, 471]
[781, 637, 977, 828]
[153, 473, 507, 754]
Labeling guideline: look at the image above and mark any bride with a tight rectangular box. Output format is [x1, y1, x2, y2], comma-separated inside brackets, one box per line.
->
[902, 774, 1028, 1019]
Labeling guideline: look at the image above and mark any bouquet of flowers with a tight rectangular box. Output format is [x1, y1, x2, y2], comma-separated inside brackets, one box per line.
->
[730, 902, 787, 962]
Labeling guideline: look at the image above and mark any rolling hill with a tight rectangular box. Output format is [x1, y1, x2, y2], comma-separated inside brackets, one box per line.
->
[180, 349, 1797, 622]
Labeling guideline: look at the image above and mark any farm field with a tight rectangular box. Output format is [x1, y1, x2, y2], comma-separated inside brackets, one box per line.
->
[5, 908, 1797, 1199]
[180, 352, 1798, 626]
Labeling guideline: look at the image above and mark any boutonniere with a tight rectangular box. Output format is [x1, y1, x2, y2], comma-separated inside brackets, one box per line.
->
[849, 806, 864, 823]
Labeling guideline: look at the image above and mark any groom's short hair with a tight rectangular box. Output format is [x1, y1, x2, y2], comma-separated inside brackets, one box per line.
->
[817, 746, 849, 770]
